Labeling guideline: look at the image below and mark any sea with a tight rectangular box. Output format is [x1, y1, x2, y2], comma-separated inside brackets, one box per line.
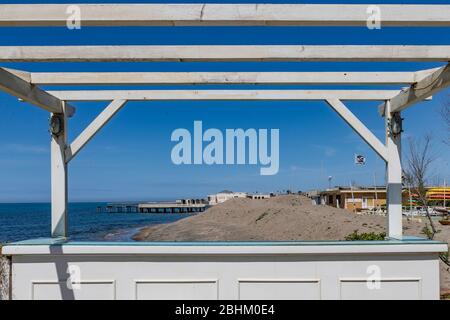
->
[0, 202, 189, 243]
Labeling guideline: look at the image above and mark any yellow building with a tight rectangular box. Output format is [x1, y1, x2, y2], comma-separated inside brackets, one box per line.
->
[320, 187, 386, 212]
[426, 187, 450, 202]
[321, 186, 449, 212]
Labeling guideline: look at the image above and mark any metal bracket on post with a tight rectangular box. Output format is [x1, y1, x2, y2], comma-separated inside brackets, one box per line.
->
[49, 113, 65, 137]
[388, 112, 403, 138]
[50, 104, 68, 238]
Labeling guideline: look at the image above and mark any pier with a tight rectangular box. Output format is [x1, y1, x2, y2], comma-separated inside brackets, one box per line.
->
[99, 202, 207, 214]
[138, 203, 207, 213]
[101, 204, 139, 213]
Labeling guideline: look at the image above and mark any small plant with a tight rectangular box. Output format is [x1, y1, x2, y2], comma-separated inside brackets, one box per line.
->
[421, 224, 434, 239]
[345, 230, 386, 241]
[441, 250, 449, 262]
[441, 291, 450, 300]
[440, 250, 450, 269]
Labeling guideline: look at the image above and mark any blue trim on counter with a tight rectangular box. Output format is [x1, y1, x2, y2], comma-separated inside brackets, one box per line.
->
[4, 237, 446, 246]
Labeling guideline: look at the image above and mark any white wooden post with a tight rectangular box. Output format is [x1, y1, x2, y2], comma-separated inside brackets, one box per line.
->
[50, 104, 68, 238]
[385, 100, 403, 239]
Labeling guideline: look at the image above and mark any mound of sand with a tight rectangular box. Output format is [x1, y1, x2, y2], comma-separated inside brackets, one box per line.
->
[133, 195, 450, 294]
[134, 194, 441, 241]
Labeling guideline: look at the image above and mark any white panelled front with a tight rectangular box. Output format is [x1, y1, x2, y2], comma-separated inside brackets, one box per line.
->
[10, 252, 441, 300]
[134, 280, 218, 300]
[238, 280, 321, 300]
[31, 280, 115, 300]
[339, 279, 421, 300]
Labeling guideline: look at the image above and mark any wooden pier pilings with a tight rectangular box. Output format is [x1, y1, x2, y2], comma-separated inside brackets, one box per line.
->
[99, 203, 207, 214]
[100, 205, 139, 213]
[138, 206, 206, 214]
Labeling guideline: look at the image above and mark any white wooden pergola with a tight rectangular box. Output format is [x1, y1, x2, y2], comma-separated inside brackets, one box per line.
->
[1, 3, 449, 241]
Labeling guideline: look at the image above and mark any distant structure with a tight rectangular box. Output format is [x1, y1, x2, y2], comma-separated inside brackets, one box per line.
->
[426, 187, 450, 202]
[138, 202, 207, 214]
[102, 200, 207, 214]
[320, 186, 386, 212]
[177, 198, 207, 205]
[207, 190, 247, 205]
[247, 193, 271, 200]
[316, 185, 449, 213]
[304, 190, 321, 205]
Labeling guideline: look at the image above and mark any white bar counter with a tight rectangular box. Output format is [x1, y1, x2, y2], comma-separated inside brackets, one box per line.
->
[1, 238, 447, 300]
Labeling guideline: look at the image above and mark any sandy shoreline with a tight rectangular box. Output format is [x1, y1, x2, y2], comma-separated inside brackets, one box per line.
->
[103, 226, 144, 242]
[133, 194, 450, 294]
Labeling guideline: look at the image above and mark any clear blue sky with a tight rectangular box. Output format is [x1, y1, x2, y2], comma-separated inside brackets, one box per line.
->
[0, 0, 449, 202]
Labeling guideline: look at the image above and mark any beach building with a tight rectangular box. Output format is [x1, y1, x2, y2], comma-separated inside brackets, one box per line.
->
[177, 198, 207, 205]
[320, 187, 387, 212]
[207, 191, 247, 205]
[247, 193, 272, 200]
[426, 187, 450, 203]
[320, 186, 450, 213]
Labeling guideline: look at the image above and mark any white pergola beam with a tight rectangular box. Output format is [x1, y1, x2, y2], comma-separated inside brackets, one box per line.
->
[326, 99, 388, 162]
[382, 64, 450, 114]
[48, 90, 406, 102]
[27, 70, 433, 86]
[1, 46, 449, 62]
[0, 68, 75, 116]
[65, 100, 127, 163]
[1, 4, 449, 27]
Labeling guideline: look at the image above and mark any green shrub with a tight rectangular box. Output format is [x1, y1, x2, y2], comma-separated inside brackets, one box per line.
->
[421, 224, 434, 239]
[345, 230, 386, 241]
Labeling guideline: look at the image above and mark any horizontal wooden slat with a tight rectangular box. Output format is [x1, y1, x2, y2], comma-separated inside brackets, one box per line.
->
[1, 46, 449, 62]
[0, 4, 449, 27]
[48, 90, 403, 101]
[27, 70, 435, 86]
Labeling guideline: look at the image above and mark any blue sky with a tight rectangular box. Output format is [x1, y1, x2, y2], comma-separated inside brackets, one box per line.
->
[0, 0, 449, 202]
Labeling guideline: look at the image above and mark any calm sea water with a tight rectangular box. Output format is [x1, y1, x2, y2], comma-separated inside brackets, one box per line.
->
[0, 203, 189, 243]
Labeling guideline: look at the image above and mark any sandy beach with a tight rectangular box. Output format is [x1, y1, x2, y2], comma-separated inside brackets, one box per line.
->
[133, 195, 450, 295]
